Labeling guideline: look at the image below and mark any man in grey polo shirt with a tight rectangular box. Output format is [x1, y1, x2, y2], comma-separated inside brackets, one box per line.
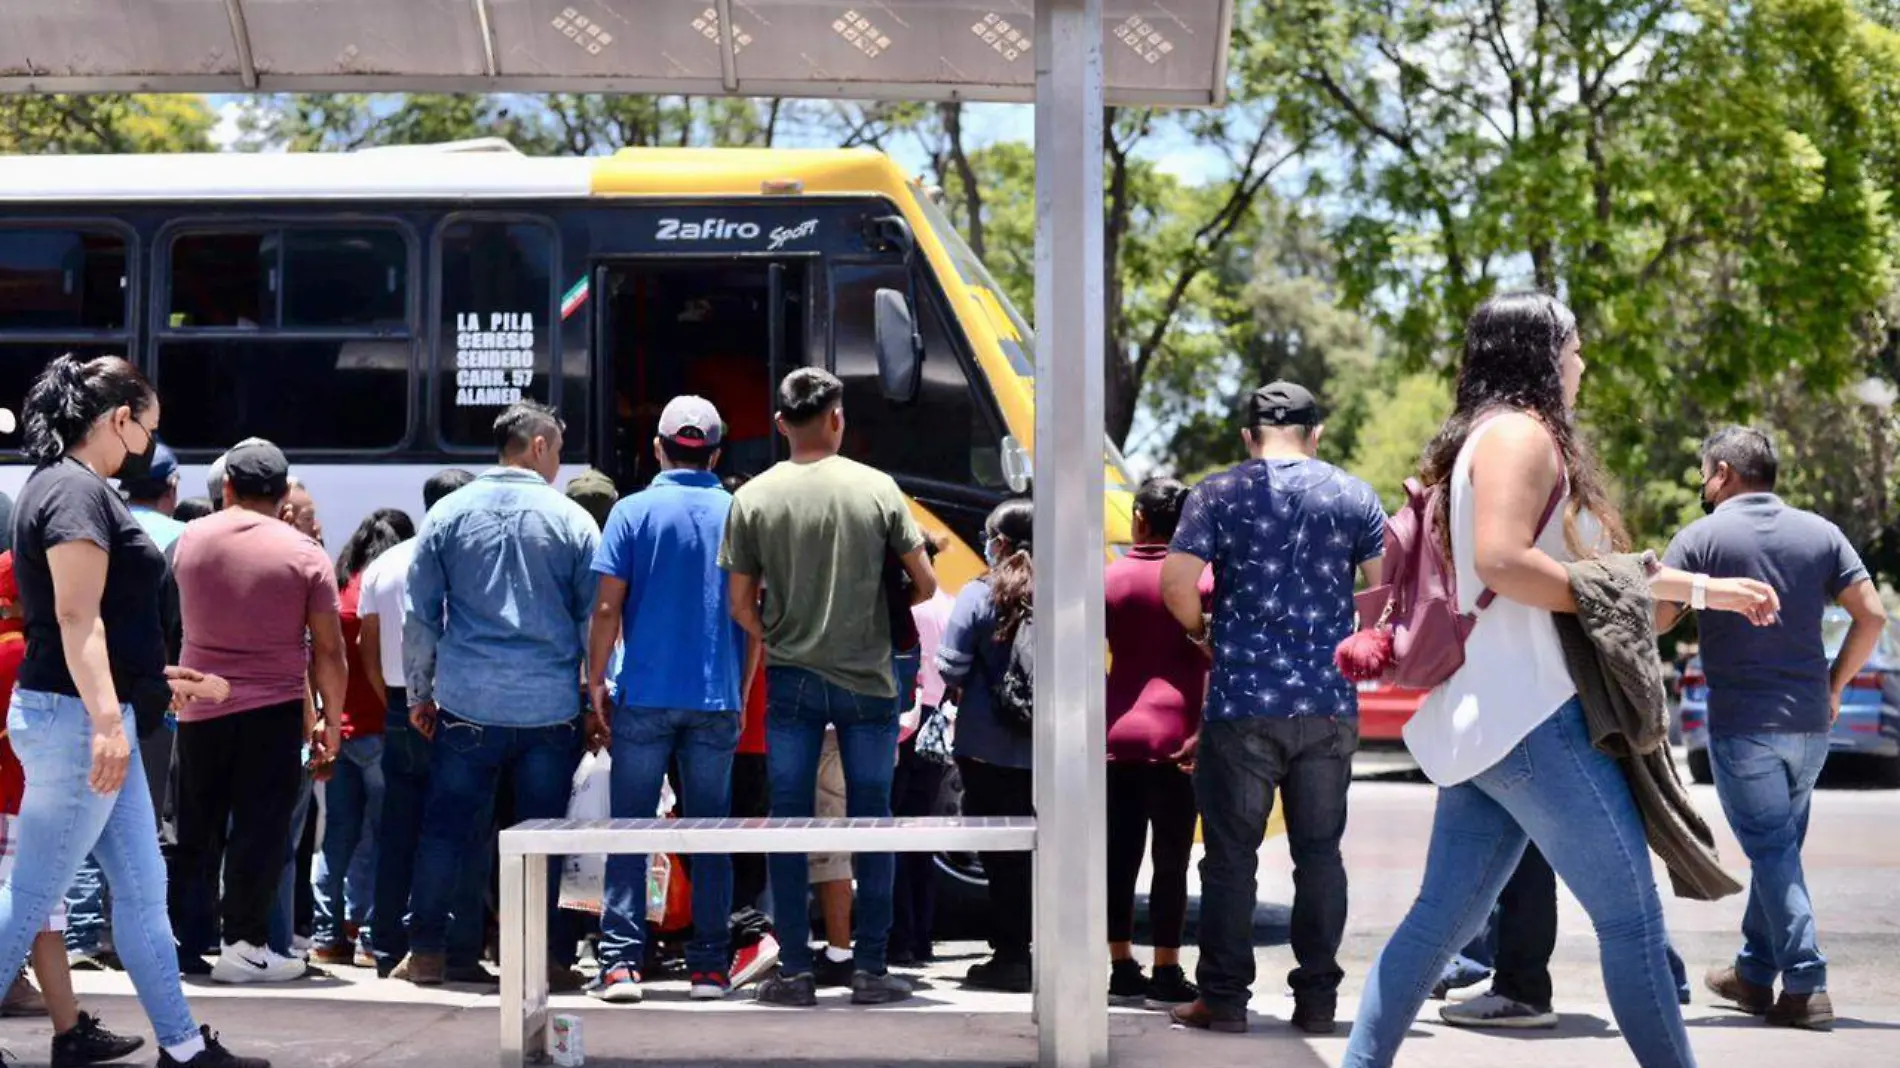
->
[1661, 426, 1887, 1031]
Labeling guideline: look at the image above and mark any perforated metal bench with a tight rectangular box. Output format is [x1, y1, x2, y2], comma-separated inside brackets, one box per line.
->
[497, 815, 1038, 1066]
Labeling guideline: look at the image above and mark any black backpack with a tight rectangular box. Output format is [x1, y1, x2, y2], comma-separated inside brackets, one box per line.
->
[989, 613, 1035, 733]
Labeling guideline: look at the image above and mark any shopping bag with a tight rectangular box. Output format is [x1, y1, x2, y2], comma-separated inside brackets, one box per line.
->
[556, 751, 612, 914]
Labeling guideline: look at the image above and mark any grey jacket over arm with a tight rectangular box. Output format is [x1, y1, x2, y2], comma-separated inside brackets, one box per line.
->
[1555, 554, 1743, 902]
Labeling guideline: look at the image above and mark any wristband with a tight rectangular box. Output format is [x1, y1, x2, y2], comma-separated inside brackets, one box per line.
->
[1690, 573, 1709, 612]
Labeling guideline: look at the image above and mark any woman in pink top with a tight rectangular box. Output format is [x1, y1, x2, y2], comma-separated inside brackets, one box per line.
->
[1104, 478, 1211, 1008]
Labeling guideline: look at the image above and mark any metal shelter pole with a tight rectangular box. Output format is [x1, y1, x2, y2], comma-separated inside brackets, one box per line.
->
[1032, 2, 1109, 1066]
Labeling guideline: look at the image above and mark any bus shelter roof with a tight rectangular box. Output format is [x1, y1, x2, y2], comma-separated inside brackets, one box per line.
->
[0, 0, 1231, 105]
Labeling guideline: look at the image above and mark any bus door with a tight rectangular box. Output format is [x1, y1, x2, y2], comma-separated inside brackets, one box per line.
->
[593, 258, 807, 491]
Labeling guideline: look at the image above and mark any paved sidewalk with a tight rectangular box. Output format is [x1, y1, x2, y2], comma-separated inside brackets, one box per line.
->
[2, 958, 1891, 1067]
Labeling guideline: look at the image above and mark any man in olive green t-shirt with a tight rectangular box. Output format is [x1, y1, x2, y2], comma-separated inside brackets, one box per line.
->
[720, 368, 936, 1007]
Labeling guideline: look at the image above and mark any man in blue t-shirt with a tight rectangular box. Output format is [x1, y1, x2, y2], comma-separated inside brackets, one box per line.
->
[1662, 426, 1887, 1030]
[584, 395, 749, 1005]
[1159, 381, 1386, 1036]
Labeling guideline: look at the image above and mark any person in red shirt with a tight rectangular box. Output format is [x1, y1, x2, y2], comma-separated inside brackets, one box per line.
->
[310, 509, 415, 967]
[1104, 478, 1211, 1009]
[721, 473, 779, 990]
[0, 550, 148, 1064]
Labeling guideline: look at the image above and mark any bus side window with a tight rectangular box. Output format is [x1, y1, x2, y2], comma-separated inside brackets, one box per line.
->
[0, 226, 132, 446]
[831, 263, 1002, 489]
[435, 220, 555, 450]
[157, 225, 411, 451]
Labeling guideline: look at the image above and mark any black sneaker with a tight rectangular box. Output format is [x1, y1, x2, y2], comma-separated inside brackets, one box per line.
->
[755, 971, 818, 1008]
[812, 950, 855, 989]
[1291, 996, 1338, 1036]
[51, 1012, 144, 1067]
[964, 957, 1032, 993]
[1143, 965, 1199, 1009]
[175, 951, 212, 978]
[849, 971, 914, 1005]
[1109, 959, 1149, 1005]
[156, 1027, 269, 1068]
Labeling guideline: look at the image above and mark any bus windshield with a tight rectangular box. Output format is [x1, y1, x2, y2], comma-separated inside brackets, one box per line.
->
[912, 186, 1136, 492]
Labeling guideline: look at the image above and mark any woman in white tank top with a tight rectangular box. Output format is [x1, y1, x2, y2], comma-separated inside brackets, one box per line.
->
[1342, 293, 1778, 1068]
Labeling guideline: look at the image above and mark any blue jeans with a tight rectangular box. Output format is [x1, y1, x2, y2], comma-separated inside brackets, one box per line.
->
[313, 735, 386, 949]
[0, 693, 198, 1046]
[269, 769, 314, 955]
[1710, 730, 1829, 994]
[371, 691, 492, 973]
[1345, 699, 1693, 1068]
[599, 707, 739, 975]
[61, 856, 109, 957]
[409, 710, 583, 963]
[765, 667, 900, 976]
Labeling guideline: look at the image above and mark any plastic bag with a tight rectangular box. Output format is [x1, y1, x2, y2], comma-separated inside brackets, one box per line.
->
[556, 751, 611, 913]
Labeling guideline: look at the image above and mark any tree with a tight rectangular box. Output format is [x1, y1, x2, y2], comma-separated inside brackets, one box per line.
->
[0, 95, 214, 153]
[1345, 372, 1453, 510]
[1246, 0, 1900, 545]
[235, 93, 813, 154]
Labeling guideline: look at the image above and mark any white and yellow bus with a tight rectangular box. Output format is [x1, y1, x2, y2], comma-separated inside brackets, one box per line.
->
[0, 141, 1136, 582]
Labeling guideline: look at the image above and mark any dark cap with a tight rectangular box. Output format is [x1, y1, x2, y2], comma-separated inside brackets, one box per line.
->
[118, 439, 179, 499]
[224, 439, 290, 500]
[1247, 381, 1321, 427]
[564, 468, 618, 530]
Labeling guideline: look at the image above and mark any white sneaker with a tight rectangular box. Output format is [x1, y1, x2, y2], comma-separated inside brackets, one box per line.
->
[1439, 992, 1559, 1029]
[289, 935, 313, 959]
[210, 941, 306, 985]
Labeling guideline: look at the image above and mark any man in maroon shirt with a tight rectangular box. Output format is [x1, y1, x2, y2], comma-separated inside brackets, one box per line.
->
[171, 441, 348, 985]
[1104, 477, 1212, 1009]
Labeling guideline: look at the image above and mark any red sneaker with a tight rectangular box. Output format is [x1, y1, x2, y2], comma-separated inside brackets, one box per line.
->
[690, 970, 732, 1001]
[732, 934, 780, 990]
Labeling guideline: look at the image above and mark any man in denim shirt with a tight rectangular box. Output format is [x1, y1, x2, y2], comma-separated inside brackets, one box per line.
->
[399, 401, 600, 988]
[1160, 382, 1385, 1036]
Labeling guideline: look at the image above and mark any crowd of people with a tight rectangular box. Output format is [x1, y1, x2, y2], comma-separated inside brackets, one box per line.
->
[0, 287, 1880, 1068]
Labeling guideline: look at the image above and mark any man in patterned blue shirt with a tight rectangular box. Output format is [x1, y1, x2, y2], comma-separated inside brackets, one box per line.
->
[1159, 381, 1386, 1036]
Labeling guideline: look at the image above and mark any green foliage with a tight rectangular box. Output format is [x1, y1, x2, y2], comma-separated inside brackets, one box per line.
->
[1344, 373, 1453, 511]
[0, 95, 214, 153]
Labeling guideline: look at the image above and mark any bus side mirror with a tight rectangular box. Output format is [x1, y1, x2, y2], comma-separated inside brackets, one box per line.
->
[1001, 435, 1032, 494]
[874, 288, 923, 404]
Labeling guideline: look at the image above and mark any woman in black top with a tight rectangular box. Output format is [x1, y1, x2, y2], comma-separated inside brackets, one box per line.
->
[0, 354, 266, 1068]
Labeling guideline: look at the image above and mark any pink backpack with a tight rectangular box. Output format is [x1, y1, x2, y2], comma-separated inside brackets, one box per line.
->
[1336, 475, 1561, 691]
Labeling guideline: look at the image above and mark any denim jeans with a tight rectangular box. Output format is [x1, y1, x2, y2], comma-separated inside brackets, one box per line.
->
[765, 666, 900, 976]
[61, 856, 109, 956]
[599, 707, 738, 975]
[313, 735, 386, 950]
[269, 769, 315, 955]
[371, 691, 493, 973]
[409, 709, 583, 963]
[1195, 714, 1355, 1012]
[1710, 730, 1830, 994]
[0, 693, 198, 1047]
[1345, 699, 1694, 1068]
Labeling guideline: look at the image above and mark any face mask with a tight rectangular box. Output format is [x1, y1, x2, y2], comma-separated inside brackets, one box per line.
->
[984, 537, 1001, 568]
[1699, 476, 1718, 516]
[116, 421, 156, 482]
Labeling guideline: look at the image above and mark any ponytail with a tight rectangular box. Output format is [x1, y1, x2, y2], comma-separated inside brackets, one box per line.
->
[21, 354, 153, 465]
[984, 497, 1035, 645]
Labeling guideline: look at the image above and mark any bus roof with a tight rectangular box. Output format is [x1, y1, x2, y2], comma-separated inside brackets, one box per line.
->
[0, 146, 917, 203]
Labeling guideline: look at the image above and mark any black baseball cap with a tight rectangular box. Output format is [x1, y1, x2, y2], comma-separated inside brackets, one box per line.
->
[224, 439, 290, 500]
[1247, 381, 1321, 427]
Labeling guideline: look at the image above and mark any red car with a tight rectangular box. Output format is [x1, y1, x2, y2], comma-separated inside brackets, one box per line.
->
[1356, 679, 1430, 744]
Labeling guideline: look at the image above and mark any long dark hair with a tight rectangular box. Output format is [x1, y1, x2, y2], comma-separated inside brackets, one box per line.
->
[1420, 292, 1626, 553]
[336, 507, 416, 589]
[985, 498, 1034, 644]
[21, 354, 155, 465]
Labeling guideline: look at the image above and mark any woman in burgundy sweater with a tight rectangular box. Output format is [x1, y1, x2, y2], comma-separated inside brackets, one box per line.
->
[1105, 478, 1211, 1008]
